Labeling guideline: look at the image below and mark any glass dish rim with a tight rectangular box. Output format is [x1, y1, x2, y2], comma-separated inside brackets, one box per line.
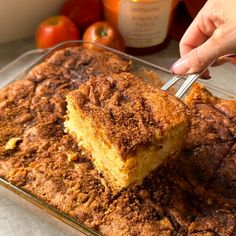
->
[1, 40, 235, 98]
[0, 40, 235, 236]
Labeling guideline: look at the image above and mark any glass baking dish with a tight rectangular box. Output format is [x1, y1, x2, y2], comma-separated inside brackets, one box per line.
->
[0, 40, 235, 236]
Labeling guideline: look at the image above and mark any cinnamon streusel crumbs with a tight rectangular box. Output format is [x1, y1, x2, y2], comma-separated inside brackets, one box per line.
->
[0, 46, 235, 236]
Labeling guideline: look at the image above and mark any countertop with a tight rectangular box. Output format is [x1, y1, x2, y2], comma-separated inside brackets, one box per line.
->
[0, 38, 235, 236]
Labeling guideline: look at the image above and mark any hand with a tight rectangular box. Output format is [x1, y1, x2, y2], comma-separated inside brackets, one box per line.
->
[171, 0, 236, 77]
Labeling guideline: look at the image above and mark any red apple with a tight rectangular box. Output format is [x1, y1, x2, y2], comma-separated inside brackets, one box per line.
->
[60, 0, 103, 32]
[82, 21, 125, 52]
[35, 16, 80, 49]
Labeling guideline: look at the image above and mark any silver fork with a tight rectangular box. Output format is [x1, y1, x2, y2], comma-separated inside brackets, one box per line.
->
[161, 73, 202, 98]
[161, 61, 215, 98]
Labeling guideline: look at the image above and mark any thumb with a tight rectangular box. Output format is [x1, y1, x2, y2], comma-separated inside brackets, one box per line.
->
[171, 28, 232, 74]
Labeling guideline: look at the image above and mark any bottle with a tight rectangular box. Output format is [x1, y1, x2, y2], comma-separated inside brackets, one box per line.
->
[103, 0, 175, 55]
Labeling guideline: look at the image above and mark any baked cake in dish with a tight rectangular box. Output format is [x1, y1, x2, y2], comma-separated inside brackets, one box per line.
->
[65, 72, 189, 191]
[0, 46, 235, 236]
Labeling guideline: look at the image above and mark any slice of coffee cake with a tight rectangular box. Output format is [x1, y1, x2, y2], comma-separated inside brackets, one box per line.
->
[64, 72, 189, 191]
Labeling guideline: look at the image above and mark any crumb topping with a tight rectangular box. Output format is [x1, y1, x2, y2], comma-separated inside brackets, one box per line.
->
[69, 72, 188, 158]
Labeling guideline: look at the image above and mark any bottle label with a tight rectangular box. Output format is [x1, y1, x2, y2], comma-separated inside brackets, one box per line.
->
[118, 0, 172, 48]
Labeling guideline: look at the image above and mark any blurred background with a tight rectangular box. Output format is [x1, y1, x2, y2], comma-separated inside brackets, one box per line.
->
[0, 0, 65, 43]
[0, 0, 206, 49]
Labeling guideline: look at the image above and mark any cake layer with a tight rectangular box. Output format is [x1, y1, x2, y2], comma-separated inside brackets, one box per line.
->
[65, 72, 189, 190]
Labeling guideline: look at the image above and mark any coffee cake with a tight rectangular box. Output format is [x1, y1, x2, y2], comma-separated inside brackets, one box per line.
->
[65, 72, 189, 191]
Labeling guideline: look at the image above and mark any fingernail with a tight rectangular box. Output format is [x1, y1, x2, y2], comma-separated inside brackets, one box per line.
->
[224, 53, 236, 58]
[171, 57, 189, 74]
[202, 75, 211, 80]
[224, 54, 236, 64]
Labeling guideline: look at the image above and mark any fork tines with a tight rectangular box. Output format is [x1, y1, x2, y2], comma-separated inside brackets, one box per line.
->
[161, 73, 200, 98]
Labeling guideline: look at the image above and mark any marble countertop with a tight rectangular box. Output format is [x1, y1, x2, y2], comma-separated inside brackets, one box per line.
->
[0, 38, 235, 236]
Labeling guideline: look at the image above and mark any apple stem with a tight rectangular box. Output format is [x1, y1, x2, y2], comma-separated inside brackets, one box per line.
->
[99, 27, 107, 37]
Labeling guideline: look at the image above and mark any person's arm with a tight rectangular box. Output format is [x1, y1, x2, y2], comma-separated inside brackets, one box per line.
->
[171, 0, 236, 77]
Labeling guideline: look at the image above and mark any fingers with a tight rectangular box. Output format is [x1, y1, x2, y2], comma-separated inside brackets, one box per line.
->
[171, 0, 236, 75]
[172, 16, 217, 74]
[179, 18, 215, 57]
[179, 8, 217, 57]
[172, 22, 236, 74]
[211, 54, 236, 67]
[179, 25, 208, 57]
[171, 39, 217, 74]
